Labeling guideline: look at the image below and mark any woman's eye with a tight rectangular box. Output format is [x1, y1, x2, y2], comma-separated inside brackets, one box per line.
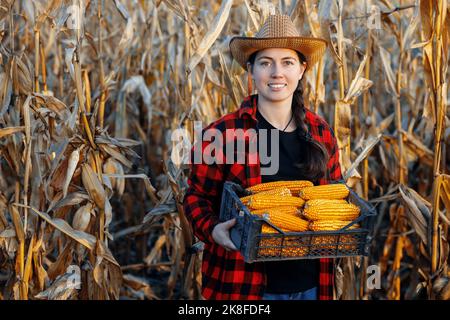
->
[284, 60, 294, 65]
[260, 61, 270, 67]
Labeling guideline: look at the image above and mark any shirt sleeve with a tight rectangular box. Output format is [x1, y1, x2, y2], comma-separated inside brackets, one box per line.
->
[182, 137, 224, 244]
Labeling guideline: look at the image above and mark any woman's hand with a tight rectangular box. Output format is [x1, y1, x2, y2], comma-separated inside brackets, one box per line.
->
[212, 218, 238, 251]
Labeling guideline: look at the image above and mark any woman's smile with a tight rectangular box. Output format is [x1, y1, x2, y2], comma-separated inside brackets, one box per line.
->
[268, 83, 288, 90]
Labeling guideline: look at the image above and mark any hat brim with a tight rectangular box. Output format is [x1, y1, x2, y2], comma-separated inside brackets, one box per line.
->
[229, 37, 327, 71]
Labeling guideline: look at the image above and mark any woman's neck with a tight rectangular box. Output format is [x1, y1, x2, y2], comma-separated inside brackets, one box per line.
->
[257, 96, 295, 131]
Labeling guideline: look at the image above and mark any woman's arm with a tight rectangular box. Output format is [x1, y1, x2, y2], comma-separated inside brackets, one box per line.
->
[183, 139, 224, 244]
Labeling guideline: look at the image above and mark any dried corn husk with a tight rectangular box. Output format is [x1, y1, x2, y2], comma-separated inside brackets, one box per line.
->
[81, 164, 106, 210]
[72, 202, 93, 231]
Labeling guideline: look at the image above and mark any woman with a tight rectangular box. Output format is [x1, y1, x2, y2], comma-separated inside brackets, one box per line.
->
[183, 14, 342, 300]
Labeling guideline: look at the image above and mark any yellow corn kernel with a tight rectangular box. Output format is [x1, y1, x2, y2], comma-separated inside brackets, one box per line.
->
[258, 241, 280, 257]
[258, 238, 308, 257]
[338, 234, 358, 251]
[282, 246, 307, 257]
[246, 180, 313, 195]
[252, 206, 300, 217]
[303, 201, 360, 221]
[311, 235, 358, 251]
[245, 195, 305, 210]
[261, 225, 291, 233]
[309, 220, 360, 231]
[305, 199, 349, 207]
[258, 211, 309, 232]
[240, 187, 291, 204]
[258, 236, 282, 258]
[299, 184, 349, 200]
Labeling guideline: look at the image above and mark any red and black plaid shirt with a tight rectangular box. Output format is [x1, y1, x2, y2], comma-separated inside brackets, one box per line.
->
[183, 95, 343, 300]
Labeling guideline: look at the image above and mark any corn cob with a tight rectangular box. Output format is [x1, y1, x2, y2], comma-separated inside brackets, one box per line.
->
[261, 225, 292, 233]
[252, 206, 300, 217]
[240, 187, 291, 205]
[299, 183, 349, 200]
[258, 211, 309, 232]
[246, 180, 313, 195]
[305, 199, 349, 207]
[244, 194, 305, 210]
[309, 220, 360, 231]
[303, 201, 360, 221]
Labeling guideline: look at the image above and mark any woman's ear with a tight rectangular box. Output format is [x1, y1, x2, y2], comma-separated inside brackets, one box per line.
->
[299, 71, 305, 81]
[299, 62, 307, 80]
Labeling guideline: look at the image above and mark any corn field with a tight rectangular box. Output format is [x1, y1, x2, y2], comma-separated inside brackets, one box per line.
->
[0, 0, 449, 300]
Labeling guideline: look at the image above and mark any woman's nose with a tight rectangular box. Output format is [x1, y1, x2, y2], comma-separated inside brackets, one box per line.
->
[270, 63, 283, 77]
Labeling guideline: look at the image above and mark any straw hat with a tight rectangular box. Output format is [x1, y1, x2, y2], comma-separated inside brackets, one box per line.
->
[229, 14, 327, 71]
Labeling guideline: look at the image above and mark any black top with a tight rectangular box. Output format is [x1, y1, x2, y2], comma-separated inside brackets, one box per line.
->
[256, 109, 319, 294]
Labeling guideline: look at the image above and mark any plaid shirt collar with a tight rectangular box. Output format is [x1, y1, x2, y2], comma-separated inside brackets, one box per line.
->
[238, 95, 258, 120]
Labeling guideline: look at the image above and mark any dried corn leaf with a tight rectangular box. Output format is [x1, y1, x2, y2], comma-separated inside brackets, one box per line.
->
[35, 272, 77, 300]
[98, 144, 132, 169]
[103, 173, 157, 204]
[143, 203, 177, 224]
[9, 205, 25, 243]
[379, 46, 397, 95]
[144, 234, 166, 265]
[344, 134, 382, 180]
[19, 204, 96, 250]
[344, 54, 373, 103]
[420, 0, 433, 40]
[187, 0, 232, 74]
[399, 185, 431, 246]
[318, 0, 342, 65]
[0, 126, 24, 139]
[123, 274, 159, 300]
[72, 202, 93, 231]
[113, 0, 130, 19]
[118, 18, 134, 53]
[48, 192, 90, 212]
[105, 198, 112, 229]
[33, 93, 68, 117]
[335, 100, 352, 148]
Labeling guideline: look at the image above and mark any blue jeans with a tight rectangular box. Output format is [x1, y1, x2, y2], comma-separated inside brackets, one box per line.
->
[262, 287, 317, 300]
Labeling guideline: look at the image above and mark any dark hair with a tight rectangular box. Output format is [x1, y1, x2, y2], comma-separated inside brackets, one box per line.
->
[248, 50, 329, 182]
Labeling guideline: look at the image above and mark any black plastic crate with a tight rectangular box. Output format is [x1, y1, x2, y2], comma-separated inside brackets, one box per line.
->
[219, 181, 377, 263]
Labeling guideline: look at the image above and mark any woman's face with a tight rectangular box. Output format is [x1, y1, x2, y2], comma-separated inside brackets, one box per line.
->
[251, 48, 306, 104]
